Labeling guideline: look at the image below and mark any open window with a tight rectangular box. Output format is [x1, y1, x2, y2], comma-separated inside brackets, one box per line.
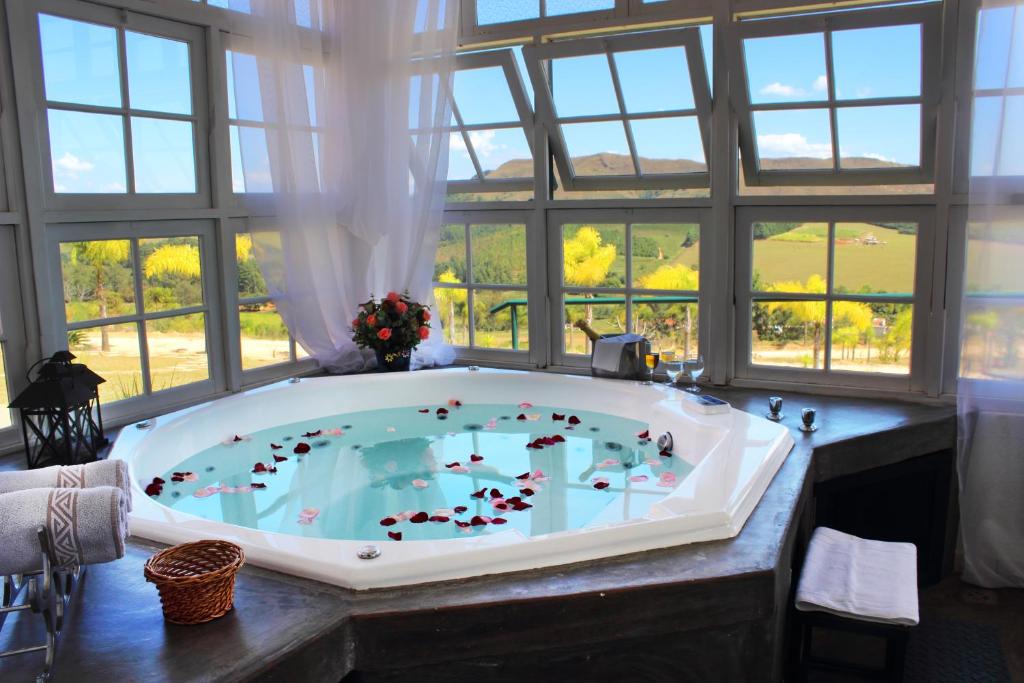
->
[525, 28, 712, 192]
[444, 49, 535, 197]
[733, 4, 940, 187]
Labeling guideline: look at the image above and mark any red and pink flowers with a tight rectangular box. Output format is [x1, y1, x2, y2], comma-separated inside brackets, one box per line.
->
[351, 292, 431, 355]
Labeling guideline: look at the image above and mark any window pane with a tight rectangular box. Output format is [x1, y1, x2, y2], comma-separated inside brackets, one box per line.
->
[753, 109, 832, 170]
[454, 67, 520, 125]
[232, 125, 273, 192]
[126, 31, 192, 115]
[966, 220, 1024, 296]
[226, 51, 264, 121]
[960, 302, 1024, 380]
[48, 110, 127, 193]
[473, 289, 528, 350]
[470, 223, 526, 285]
[974, 5, 1024, 90]
[752, 222, 828, 293]
[830, 302, 912, 375]
[476, 0, 539, 25]
[0, 344, 11, 430]
[562, 121, 634, 175]
[836, 105, 920, 169]
[551, 55, 618, 118]
[240, 302, 291, 370]
[435, 224, 467, 283]
[39, 14, 120, 107]
[614, 47, 694, 113]
[630, 117, 705, 174]
[141, 236, 203, 313]
[433, 286, 469, 346]
[633, 299, 699, 359]
[832, 25, 921, 99]
[235, 232, 268, 297]
[751, 300, 827, 369]
[631, 224, 700, 288]
[563, 224, 625, 288]
[448, 132, 478, 181]
[833, 222, 917, 295]
[744, 33, 828, 104]
[68, 322, 144, 403]
[146, 313, 209, 391]
[564, 296, 625, 355]
[546, 0, 614, 16]
[970, 96, 1024, 177]
[465, 128, 532, 180]
[60, 240, 135, 323]
[131, 117, 197, 193]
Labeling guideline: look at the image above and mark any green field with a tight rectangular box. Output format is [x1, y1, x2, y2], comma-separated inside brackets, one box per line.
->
[0, 352, 10, 429]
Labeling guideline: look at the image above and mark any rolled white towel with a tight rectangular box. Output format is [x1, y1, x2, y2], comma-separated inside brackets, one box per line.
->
[0, 459, 132, 512]
[0, 486, 127, 576]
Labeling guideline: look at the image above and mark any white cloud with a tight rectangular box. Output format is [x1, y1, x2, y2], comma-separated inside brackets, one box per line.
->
[855, 86, 873, 98]
[859, 151, 896, 163]
[54, 152, 95, 174]
[813, 75, 828, 92]
[467, 130, 497, 158]
[757, 133, 832, 158]
[760, 82, 804, 97]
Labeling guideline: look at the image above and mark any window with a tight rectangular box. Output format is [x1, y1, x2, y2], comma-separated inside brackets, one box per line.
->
[472, 0, 616, 28]
[58, 226, 219, 407]
[433, 216, 530, 352]
[734, 4, 940, 186]
[552, 212, 702, 365]
[526, 28, 712, 191]
[445, 49, 535, 199]
[235, 231, 306, 370]
[737, 208, 930, 388]
[31, 2, 208, 207]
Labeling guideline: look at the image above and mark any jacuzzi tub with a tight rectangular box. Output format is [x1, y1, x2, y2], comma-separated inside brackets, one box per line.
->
[110, 368, 793, 589]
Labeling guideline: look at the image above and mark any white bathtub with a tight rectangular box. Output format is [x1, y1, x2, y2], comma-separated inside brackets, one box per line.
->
[110, 368, 793, 589]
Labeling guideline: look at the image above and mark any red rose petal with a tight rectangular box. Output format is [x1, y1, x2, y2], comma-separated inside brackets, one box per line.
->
[251, 482, 267, 489]
[493, 502, 509, 511]
[252, 462, 267, 473]
[659, 449, 673, 457]
[540, 437, 556, 446]
[512, 501, 533, 511]
[470, 488, 487, 499]
[453, 400, 463, 407]
[506, 496, 522, 505]
[552, 413, 565, 421]
[491, 517, 508, 525]
[387, 531, 403, 541]
[233, 435, 244, 442]
[153, 477, 166, 485]
[453, 505, 468, 514]
[552, 434, 566, 443]
[470, 454, 484, 462]
[294, 442, 311, 454]
[568, 416, 581, 425]
[380, 516, 397, 526]
[516, 414, 527, 421]
[470, 515, 489, 526]
[521, 488, 535, 497]
[445, 461, 461, 468]
[144, 483, 162, 496]
[271, 443, 283, 449]
[273, 454, 288, 463]
[303, 430, 322, 438]
[429, 515, 450, 523]
[515, 472, 530, 480]
[410, 511, 429, 523]
[638, 429, 650, 439]
[268, 466, 278, 474]
[489, 488, 502, 499]
[593, 481, 610, 490]
[437, 408, 449, 415]
[171, 475, 184, 483]
[454, 520, 470, 528]
[418, 408, 430, 413]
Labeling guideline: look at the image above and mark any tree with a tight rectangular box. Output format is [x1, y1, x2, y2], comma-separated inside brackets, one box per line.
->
[563, 226, 616, 334]
[833, 300, 874, 362]
[637, 264, 699, 356]
[143, 244, 202, 279]
[763, 275, 827, 369]
[433, 269, 467, 345]
[67, 241, 130, 352]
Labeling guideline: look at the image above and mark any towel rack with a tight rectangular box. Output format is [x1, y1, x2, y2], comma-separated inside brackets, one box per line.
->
[0, 527, 85, 682]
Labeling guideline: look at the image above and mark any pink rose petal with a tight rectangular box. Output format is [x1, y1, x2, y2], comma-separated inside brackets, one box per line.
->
[629, 475, 649, 482]
[411, 479, 429, 489]
[518, 402, 533, 409]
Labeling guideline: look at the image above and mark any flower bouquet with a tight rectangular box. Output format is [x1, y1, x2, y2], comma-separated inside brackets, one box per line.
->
[352, 291, 431, 372]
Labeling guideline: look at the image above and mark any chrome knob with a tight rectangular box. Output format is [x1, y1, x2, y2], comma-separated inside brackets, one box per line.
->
[357, 545, 381, 560]
[766, 396, 784, 421]
[799, 408, 818, 433]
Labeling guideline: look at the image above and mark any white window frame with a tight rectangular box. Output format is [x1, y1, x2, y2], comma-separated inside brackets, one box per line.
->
[434, 210, 541, 365]
[445, 49, 536, 195]
[733, 205, 935, 392]
[547, 208, 708, 370]
[46, 219, 227, 423]
[0, 225, 27, 440]
[731, 3, 942, 187]
[525, 28, 713, 192]
[16, 0, 211, 210]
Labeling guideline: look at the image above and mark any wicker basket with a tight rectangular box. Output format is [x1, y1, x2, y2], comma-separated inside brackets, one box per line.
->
[144, 540, 245, 625]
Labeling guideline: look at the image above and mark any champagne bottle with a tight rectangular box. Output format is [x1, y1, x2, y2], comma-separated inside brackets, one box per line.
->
[573, 319, 601, 343]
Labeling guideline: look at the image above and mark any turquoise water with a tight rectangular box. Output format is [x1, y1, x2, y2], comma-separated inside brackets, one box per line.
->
[148, 403, 695, 542]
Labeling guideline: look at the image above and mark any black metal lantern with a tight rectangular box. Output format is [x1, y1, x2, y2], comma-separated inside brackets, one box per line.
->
[8, 351, 108, 469]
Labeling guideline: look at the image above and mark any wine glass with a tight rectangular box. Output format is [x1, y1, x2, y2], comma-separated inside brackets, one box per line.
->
[660, 350, 681, 386]
[682, 354, 704, 393]
[642, 351, 660, 385]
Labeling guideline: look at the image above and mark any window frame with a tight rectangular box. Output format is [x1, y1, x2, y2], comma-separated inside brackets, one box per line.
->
[46, 219, 227, 422]
[22, 0, 211, 210]
[733, 205, 935, 392]
[0, 226, 26, 437]
[547, 207, 708, 370]
[731, 3, 942, 187]
[525, 28, 713, 192]
[445, 49, 536, 195]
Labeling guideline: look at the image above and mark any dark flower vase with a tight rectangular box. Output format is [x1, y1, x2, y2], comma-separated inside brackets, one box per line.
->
[375, 348, 412, 372]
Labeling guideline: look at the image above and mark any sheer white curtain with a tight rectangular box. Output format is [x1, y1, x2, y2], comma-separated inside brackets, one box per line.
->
[957, 0, 1024, 588]
[229, 0, 457, 372]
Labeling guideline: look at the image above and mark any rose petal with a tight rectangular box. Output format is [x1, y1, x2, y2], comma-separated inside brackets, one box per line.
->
[445, 461, 461, 468]
[436, 407, 449, 415]
[637, 429, 650, 439]
[491, 517, 508, 525]
[411, 479, 429, 489]
[251, 482, 267, 489]
[540, 437, 556, 446]
[153, 477, 166, 485]
[629, 475, 649, 482]
[418, 408, 430, 413]
[453, 505, 468, 514]
[552, 413, 565, 421]
[516, 413, 527, 421]
[294, 442, 311, 454]
[512, 501, 533, 511]
[454, 520, 470, 528]
[520, 488, 535, 497]
[525, 414, 541, 421]
[380, 516, 398, 526]
[144, 483, 162, 497]
[568, 416, 581, 425]
[428, 515, 450, 523]
[303, 430, 322, 438]
[470, 454, 484, 462]
[489, 488, 502, 499]
[270, 443, 283, 450]
[434, 508, 455, 517]
[410, 511, 429, 523]
[470, 515, 490, 526]
[659, 449, 673, 457]
[518, 402, 533, 409]
[387, 531, 402, 541]
[448, 399, 463, 407]
[593, 481, 610, 489]
[183, 473, 198, 482]
[273, 454, 288, 463]
[252, 462, 267, 473]
[268, 466, 278, 474]
[171, 475, 184, 483]
[452, 465, 470, 474]
[470, 487, 487, 499]
[233, 435, 244, 442]
[551, 434, 566, 443]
